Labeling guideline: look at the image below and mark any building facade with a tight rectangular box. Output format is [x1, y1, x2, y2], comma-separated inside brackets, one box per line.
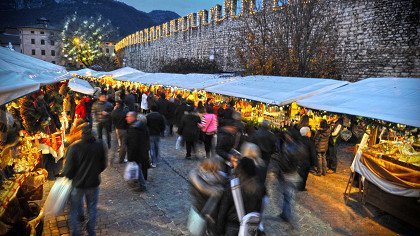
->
[19, 18, 64, 65]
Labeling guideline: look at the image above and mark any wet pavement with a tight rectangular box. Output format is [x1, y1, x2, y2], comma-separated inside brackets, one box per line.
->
[39, 129, 418, 235]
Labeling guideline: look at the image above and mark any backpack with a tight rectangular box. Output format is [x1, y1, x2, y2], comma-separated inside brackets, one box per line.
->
[231, 178, 261, 236]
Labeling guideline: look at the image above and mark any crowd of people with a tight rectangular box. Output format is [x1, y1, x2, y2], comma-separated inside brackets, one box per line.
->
[60, 82, 345, 236]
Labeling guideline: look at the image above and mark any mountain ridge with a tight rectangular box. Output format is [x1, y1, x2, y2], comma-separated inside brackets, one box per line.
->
[0, 0, 180, 40]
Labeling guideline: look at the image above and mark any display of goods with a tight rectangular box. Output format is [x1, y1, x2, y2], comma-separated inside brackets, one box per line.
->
[365, 142, 420, 167]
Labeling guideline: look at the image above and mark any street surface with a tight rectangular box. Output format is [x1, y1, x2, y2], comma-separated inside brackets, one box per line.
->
[39, 130, 418, 235]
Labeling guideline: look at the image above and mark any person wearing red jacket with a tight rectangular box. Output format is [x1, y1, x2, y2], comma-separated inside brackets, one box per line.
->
[74, 97, 87, 120]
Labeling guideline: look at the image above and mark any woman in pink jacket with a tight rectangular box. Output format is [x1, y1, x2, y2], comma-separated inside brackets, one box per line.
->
[199, 106, 218, 158]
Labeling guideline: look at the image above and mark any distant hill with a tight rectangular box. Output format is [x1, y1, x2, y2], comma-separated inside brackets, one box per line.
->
[0, 0, 180, 40]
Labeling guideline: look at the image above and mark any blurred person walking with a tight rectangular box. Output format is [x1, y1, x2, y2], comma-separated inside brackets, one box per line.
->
[146, 106, 165, 167]
[92, 94, 113, 149]
[199, 106, 218, 158]
[178, 104, 201, 159]
[327, 118, 343, 173]
[63, 122, 107, 236]
[141, 91, 149, 114]
[124, 90, 136, 111]
[299, 127, 316, 191]
[111, 101, 128, 164]
[126, 112, 150, 191]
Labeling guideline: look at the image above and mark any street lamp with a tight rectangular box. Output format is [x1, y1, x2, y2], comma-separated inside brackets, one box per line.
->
[73, 37, 81, 45]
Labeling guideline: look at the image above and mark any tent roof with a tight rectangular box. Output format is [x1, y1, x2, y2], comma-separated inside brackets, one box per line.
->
[68, 78, 94, 95]
[0, 46, 71, 105]
[70, 68, 106, 78]
[205, 75, 349, 106]
[105, 67, 144, 78]
[115, 73, 237, 90]
[297, 77, 420, 127]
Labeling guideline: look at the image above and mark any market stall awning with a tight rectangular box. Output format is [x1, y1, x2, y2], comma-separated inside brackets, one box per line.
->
[68, 78, 94, 95]
[0, 46, 71, 105]
[70, 68, 106, 78]
[104, 67, 145, 78]
[205, 75, 349, 106]
[297, 77, 420, 127]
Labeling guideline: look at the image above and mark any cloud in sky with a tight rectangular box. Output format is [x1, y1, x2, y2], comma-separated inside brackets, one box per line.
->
[117, 0, 225, 17]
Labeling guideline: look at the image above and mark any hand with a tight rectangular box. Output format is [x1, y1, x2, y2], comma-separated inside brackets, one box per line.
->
[229, 155, 238, 167]
[102, 111, 108, 116]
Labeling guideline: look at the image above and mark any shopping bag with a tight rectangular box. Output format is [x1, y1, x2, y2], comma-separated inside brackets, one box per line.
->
[187, 207, 206, 236]
[43, 177, 72, 216]
[124, 162, 139, 181]
[175, 136, 183, 150]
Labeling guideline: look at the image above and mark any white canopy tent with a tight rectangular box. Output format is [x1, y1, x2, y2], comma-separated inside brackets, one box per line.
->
[114, 72, 238, 90]
[0, 46, 71, 105]
[297, 77, 420, 128]
[205, 75, 349, 106]
[68, 78, 94, 95]
[104, 67, 145, 78]
[70, 68, 106, 78]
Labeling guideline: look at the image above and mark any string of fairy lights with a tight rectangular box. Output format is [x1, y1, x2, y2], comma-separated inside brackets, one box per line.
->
[115, 0, 296, 52]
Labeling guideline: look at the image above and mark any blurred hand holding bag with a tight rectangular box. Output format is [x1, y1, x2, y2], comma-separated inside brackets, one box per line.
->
[124, 162, 139, 181]
[44, 177, 72, 216]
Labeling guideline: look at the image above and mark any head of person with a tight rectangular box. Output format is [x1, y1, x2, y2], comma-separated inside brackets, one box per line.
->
[186, 104, 195, 112]
[115, 100, 124, 108]
[232, 111, 242, 121]
[197, 101, 203, 108]
[126, 111, 136, 124]
[159, 92, 166, 99]
[205, 106, 214, 114]
[99, 93, 106, 102]
[206, 98, 212, 104]
[169, 97, 174, 103]
[176, 94, 182, 99]
[260, 119, 270, 130]
[137, 114, 147, 124]
[320, 119, 328, 129]
[299, 115, 310, 127]
[235, 157, 257, 179]
[228, 100, 235, 108]
[200, 158, 222, 174]
[150, 105, 158, 112]
[300, 127, 311, 138]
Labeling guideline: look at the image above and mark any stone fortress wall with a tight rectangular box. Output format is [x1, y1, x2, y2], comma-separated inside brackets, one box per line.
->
[116, 0, 420, 81]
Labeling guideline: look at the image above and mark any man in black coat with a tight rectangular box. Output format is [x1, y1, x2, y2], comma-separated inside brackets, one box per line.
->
[111, 101, 128, 163]
[146, 106, 165, 167]
[92, 94, 113, 148]
[126, 112, 149, 191]
[124, 90, 136, 111]
[250, 119, 277, 181]
[298, 127, 315, 191]
[157, 92, 171, 135]
[63, 123, 107, 236]
[174, 98, 187, 128]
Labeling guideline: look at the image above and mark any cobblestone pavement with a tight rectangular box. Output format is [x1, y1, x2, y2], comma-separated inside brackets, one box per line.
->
[39, 129, 418, 235]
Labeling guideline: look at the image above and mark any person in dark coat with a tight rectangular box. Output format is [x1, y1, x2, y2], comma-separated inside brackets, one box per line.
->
[157, 92, 170, 118]
[223, 100, 235, 121]
[126, 112, 150, 191]
[178, 105, 201, 159]
[167, 97, 177, 135]
[217, 157, 267, 236]
[298, 127, 315, 191]
[250, 119, 277, 181]
[175, 98, 188, 128]
[147, 91, 157, 110]
[124, 90, 136, 111]
[63, 123, 107, 236]
[111, 101, 129, 163]
[314, 119, 331, 176]
[189, 158, 226, 236]
[146, 106, 165, 167]
[327, 118, 343, 173]
[92, 94, 113, 148]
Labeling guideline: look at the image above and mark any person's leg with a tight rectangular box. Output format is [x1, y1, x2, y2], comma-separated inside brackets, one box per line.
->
[116, 129, 121, 147]
[85, 187, 99, 236]
[105, 121, 111, 149]
[316, 152, 322, 175]
[70, 188, 84, 236]
[321, 152, 327, 175]
[185, 141, 192, 158]
[169, 124, 173, 135]
[204, 134, 211, 157]
[150, 136, 158, 166]
[280, 181, 294, 221]
[136, 162, 147, 189]
[97, 122, 103, 140]
[119, 129, 127, 163]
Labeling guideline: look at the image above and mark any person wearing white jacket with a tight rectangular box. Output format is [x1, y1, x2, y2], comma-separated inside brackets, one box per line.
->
[141, 92, 149, 114]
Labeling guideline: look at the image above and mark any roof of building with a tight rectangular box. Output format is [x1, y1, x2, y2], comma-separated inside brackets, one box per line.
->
[18, 24, 61, 31]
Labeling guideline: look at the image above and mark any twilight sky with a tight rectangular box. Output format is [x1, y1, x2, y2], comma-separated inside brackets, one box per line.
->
[118, 0, 225, 17]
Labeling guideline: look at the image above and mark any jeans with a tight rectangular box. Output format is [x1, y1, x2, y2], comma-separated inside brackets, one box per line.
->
[150, 135, 160, 165]
[70, 187, 99, 236]
[135, 161, 147, 188]
[97, 121, 111, 148]
[115, 129, 127, 163]
[327, 144, 338, 171]
[279, 180, 295, 221]
[317, 152, 327, 174]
